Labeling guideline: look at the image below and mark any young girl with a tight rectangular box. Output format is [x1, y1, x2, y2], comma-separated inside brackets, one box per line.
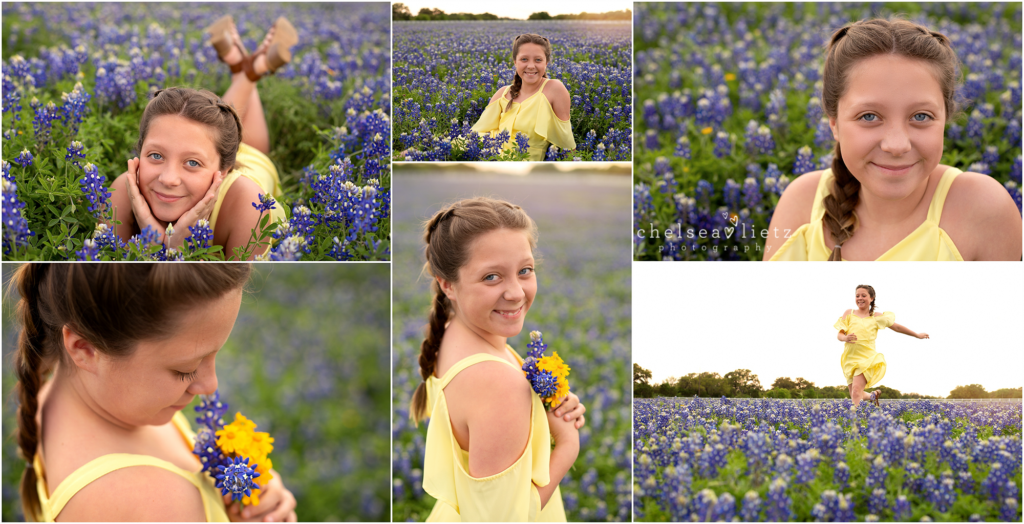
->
[109, 16, 295, 259]
[471, 34, 576, 161]
[834, 285, 929, 406]
[409, 197, 586, 521]
[766, 18, 1022, 261]
[12, 264, 297, 522]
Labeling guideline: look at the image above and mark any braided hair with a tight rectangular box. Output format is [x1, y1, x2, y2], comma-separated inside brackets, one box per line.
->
[408, 198, 537, 424]
[820, 18, 961, 261]
[10, 263, 251, 521]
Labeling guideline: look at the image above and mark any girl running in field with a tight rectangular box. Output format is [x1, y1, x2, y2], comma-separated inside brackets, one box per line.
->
[409, 197, 586, 521]
[767, 18, 1022, 261]
[472, 34, 577, 161]
[835, 285, 930, 406]
[109, 16, 295, 259]
[12, 264, 297, 522]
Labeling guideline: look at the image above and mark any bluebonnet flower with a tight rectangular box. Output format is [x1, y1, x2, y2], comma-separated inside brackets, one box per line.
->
[66, 141, 86, 162]
[814, 117, 833, 149]
[742, 177, 760, 208]
[185, 219, 213, 251]
[982, 463, 1008, 502]
[982, 145, 999, 166]
[59, 82, 91, 135]
[264, 234, 307, 261]
[806, 97, 822, 124]
[79, 163, 111, 217]
[752, 124, 775, 155]
[644, 129, 660, 151]
[216, 456, 261, 502]
[130, 225, 162, 253]
[1006, 181, 1021, 213]
[1006, 119, 1021, 149]
[713, 132, 731, 158]
[965, 110, 984, 142]
[252, 193, 277, 214]
[792, 146, 815, 175]
[867, 488, 887, 515]
[794, 450, 818, 484]
[892, 494, 911, 520]
[1, 161, 10, 183]
[695, 180, 714, 208]
[1002, 498, 1019, 522]
[930, 477, 957, 512]
[695, 98, 713, 129]
[194, 391, 229, 429]
[32, 100, 58, 147]
[74, 238, 100, 261]
[193, 426, 226, 473]
[968, 162, 991, 175]
[692, 489, 717, 521]
[962, 73, 985, 103]
[653, 157, 675, 194]
[765, 478, 792, 521]
[740, 491, 761, 521]
[1011, 156, 1022, 184]
[723, 179, 741, 210]
[3, 179, 33, 254]
[674, 135, 691, 159]
[14, 148, 34, 167]
[593, 143, 606, 162]
[833, 461, 849, 489]
[834, 493, 855, 521]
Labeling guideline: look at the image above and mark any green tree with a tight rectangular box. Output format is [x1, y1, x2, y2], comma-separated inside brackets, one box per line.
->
[873, 385, 902, 401]
[528, 11, 552, 20]
[392, 3, 411, 20]
[949, 384, 989, 399]
[765, 388, 792, 399]
[724, 369, 763, 397]
[655, 378, 678, 397]
[990, 387, 1023, 398]
[772, 377, 798, 391]
[634, 363, 652, 385]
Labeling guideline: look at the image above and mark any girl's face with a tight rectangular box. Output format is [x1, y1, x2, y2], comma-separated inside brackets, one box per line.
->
[84, 289, 242, 428]
[515, 42, 548, 87]
[446, 228, 536, 343]
[830, 54, 946, 200]
[138, 114, 221, 223]
[855, 288, 873, 310]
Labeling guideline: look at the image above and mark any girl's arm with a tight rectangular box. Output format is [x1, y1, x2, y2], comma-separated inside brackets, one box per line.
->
[890, 322, 929, 339]
[941, 171, 1023, 261]
[762, 171, 821, 260]
[215, 176, 270, 260]
[538, 409, 579, 507]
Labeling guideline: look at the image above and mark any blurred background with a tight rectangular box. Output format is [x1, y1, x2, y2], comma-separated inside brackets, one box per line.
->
[2, 263, 391, 521]
[391, 164, 633, 521]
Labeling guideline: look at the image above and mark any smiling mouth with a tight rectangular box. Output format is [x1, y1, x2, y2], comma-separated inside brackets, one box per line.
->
[871, 162, 916, 175]
[494, 305, 524, 319]
[152, 190, 185, 203]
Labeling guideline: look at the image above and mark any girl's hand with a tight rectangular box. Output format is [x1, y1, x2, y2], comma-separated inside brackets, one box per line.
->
[122, 157, 162, 234]
[546, 407, 580, 451]
[916, 333, 930, 339]
[549, 392, 587, 429]
[845, 333, 858, 342]
[166, 171, 225, 249]
[224, 470, 297, 522]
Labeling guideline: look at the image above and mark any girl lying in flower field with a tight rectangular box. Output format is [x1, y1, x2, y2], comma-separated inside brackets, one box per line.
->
[471, 33, 576, 161]
[766, 18, 1022, 261]
[109, 17, 296, 259]
[408, 197, 586, 521]
[11, 264, 297, 522]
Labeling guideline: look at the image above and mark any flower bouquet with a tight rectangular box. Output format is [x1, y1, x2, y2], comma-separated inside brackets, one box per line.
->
[192, 391, 275, 505]
[521, 331, 571, 410]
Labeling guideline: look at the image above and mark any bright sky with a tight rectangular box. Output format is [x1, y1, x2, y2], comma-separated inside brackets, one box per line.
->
[397, 0, 630, 20]
[634, 263, 1023, 397]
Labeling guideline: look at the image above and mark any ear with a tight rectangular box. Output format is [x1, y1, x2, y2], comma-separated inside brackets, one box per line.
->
[62, 325, 101, 374]
[829, 117, 839, 141]
[436, 276, 456, 302]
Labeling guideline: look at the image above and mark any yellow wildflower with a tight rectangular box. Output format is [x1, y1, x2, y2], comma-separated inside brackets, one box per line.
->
[242, 488, 261, 506]
[231, 412, 258, 432]
[545, 376, 570, 404]
[248, 431, 275, 457]
[215, 424, 252, 455]
[725, 73, 736, 81]
[537, 352, 570, 379]
[701, 127, 713, 135]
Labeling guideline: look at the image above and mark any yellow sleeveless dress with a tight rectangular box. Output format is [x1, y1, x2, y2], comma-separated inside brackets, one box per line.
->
[422, 348, 567, 522]
[33, 411, 229, 522]
[769, 167, 965, 261]
[834, 311, 895, 388]
[471, 79, 576, 161]
[209, 142, 287, 231]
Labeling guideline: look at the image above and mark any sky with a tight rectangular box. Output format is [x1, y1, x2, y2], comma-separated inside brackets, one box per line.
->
[634, 262, 1023, 397]
[397, 0, 630, 20]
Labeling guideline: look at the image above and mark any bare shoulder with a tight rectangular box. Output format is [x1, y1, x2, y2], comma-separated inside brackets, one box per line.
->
[58, 465, 206, 521]
[941, 169, 1023, 260]
[842, 308, 851, 317]
[217, 175, 263, 231]
[542, 78, 570, 97]
[763, 170, 823, 260]
[490, 85, 511, 103]
[445, 359, 531, 402]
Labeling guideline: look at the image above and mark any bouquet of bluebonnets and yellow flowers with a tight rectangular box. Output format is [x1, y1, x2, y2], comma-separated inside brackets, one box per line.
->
[192, 391, 275, 506]
[521, 331, 571, 410]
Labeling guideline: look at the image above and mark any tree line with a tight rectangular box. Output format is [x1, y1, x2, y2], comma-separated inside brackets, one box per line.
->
[634, 364, 1022, 400]
[393, 4, 631, 21]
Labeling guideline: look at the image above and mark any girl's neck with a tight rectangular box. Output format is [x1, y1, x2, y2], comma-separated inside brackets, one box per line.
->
[516, 81, 543, 100]
[854, 170, 933, 229]
[48, 363, 141, 433]
[447, 316, 508, 356]
[856, 306, 871, 316]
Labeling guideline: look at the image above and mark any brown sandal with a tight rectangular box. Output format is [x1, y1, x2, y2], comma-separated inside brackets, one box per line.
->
[205, 15, 247, 74]
[241, 17, 298, 82]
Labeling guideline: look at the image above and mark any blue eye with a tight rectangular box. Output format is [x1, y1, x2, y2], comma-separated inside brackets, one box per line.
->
[187, 160, 201, 168]
[912, 113, 931, 122]
[519, 267, 534, 276]
[148, 152, 163, 160]
[484, 274, 498, 281]
[859, 114, 877, 122]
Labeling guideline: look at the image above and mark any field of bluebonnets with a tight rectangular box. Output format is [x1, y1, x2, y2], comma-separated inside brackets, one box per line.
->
[393, 22, 632, 161]
[633, 3, 1024, 260]
[391, 171, 633, 520]
[2, 3, 391, 261]
[634, 398, 1023, 522]
[1, 264, 391, 521]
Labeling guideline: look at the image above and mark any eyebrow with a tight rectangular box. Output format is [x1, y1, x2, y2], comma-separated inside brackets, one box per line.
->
[476, 258, 535, 272]
[143, 142, 211, 160]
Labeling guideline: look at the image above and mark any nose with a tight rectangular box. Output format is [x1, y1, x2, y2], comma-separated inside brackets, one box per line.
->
[503, 278, 525, 303]
[157, 166, 183, 188]
[879, 122, 912, 156]
[188, 359, 219, 396]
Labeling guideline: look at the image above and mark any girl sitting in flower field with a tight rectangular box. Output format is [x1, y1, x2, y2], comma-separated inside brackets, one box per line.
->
[409, 197, 586, 521]
[835, 285, 930, 406]
[109, 16, 296, 259]
[10, 264, 297, 522]
[471, 34, 576, 161]
[766, 18, 1022, 261]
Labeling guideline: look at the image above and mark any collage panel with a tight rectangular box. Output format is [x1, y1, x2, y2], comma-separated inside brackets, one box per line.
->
[392, 1, 632, 162]
[632, 2, 1022, 261]
[391, 164, 633, 521]
[2, 2, 391, 261]
[1, 263, 391, 521]
[633, 262, 1024, 521]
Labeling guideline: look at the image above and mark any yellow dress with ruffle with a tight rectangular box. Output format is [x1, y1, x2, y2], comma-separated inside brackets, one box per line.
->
[834, 311, 895, 388]
[769, 167, 965, 261]
[209, 142, 287, 231]
[422, 347, 566, 522]
[471, 79, 576, 161]
[33, 411, 229, 522]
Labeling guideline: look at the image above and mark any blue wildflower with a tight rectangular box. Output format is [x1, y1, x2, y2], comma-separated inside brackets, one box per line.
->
[14, 149, 34, 167]
[713, 132, 731, 158]
[215, 456, 261, 502]
[765, 478, 792, 521]
[674, 135, 691, 159]
[252, 193, 277, 214]
[2, 179, 34, 254]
